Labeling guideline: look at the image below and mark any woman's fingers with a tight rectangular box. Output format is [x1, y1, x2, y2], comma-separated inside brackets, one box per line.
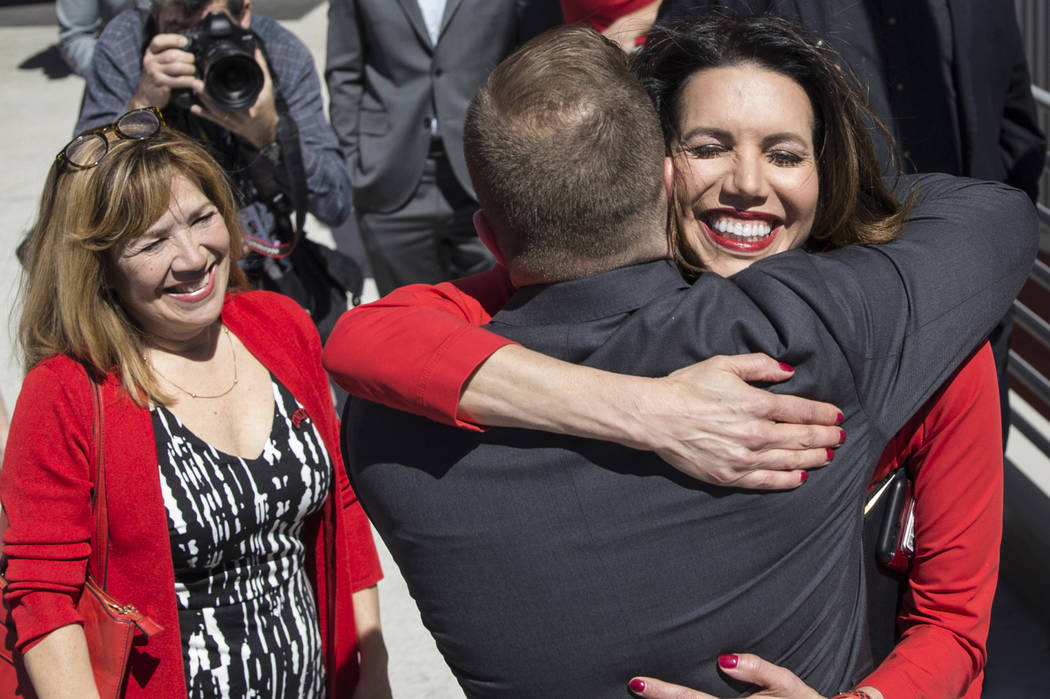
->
[646, 353, 844, 489]
[716, 653, 824, 699]
[628, 676, 719, 699]
[628, 653, 825, 699]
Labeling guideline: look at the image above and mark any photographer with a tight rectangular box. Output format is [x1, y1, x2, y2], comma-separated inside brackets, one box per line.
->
[76, 0, 356, 338]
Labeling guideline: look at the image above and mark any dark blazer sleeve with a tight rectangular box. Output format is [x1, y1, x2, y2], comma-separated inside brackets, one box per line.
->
[739, 173, 1037, 438]
[656, 0, 780, 24]
[949, 0, 1046, 203]
[993, 15, 1045, 202]
[324, 0, 364, 174]
[516, 0, 563, 41]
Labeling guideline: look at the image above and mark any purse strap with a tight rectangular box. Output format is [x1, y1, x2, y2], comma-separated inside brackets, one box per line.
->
[86, 374, 110, 590]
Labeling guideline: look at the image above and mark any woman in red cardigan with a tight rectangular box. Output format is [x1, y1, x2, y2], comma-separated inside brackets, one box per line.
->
[1, 120, 389, 698]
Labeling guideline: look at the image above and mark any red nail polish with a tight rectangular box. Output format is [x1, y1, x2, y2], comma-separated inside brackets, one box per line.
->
[839, 428, 847, 444]
[800, 470, 809, 483]
[826, 448, 835, 461]
[835, 412, 844, 424]
[629, 678, 646, 692]
[718, 654, 739, 669]
[778, 362, 794, 372]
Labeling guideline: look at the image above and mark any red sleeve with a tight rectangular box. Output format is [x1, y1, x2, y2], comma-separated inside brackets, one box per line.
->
[322, 266, 517, 431]
[861, 343, 1001, 699]
[560, 0, 655, 29]
[0, 360, 95, 652]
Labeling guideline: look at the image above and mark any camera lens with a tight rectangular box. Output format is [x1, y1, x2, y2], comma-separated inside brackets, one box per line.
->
[205, 52, 263, 112]
[178, 12, 263, 112]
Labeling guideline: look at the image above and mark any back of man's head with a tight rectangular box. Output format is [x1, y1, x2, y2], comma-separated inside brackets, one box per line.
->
[464, 25, 669, 285]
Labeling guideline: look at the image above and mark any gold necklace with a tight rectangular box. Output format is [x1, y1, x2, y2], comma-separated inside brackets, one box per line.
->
[152, 326, 239, 399]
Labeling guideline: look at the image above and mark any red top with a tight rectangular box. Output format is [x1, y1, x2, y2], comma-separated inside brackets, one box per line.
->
[561, 0, 656, 31]
[2, 291, 382, 698]
[323, 267, 1000, 698]
[860, 342, 1000, 699]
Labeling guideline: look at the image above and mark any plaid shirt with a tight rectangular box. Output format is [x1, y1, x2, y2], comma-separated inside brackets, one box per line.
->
[77, 9, 351, 229]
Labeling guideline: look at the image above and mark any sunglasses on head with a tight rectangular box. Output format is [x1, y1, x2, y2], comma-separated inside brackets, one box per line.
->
[56, 106, 165, 170]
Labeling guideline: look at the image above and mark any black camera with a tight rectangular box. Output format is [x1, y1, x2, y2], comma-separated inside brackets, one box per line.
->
[174, 11, 263, 112]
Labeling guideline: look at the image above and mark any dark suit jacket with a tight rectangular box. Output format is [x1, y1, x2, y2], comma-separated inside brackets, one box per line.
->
[657, 0, 1046, 200]
[346, 174, 1036, 697]
[325, 0, 561, 213]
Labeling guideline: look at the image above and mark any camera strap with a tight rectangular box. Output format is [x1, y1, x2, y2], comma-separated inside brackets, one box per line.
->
[241, 40, 309, 260]
[276, 93, 308, 249]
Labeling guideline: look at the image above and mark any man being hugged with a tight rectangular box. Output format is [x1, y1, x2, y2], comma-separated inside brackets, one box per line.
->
[339, 24, 1035, 699]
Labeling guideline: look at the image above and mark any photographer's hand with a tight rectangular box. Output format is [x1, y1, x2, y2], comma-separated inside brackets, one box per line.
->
[129, 34, 201, 111]
[192, 48, 279, 149]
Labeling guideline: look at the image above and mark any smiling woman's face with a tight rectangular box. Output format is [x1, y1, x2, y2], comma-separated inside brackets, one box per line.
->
[109, 172, 230, 347]
[673, 63, 820, 277]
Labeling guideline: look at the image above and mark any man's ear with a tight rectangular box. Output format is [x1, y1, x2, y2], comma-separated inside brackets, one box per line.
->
[473, 210, 505, 265]
[236, 0, 252, 28]
[663, 156, 675, 201]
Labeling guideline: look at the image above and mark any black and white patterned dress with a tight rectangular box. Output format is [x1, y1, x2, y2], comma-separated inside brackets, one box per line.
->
[152, 376, 331, 698]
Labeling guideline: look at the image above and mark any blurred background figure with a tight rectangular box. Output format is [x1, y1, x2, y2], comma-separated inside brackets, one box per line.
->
[325, 0, 560, 297]
[57, 0, 150, 77]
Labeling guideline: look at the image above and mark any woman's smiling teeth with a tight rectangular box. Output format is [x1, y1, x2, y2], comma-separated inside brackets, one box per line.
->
[710, 216, 773, 241]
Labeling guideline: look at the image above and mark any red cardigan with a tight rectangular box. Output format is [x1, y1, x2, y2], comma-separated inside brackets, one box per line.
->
[323, 267, 1001, 699]
[2, 291, 382, 698]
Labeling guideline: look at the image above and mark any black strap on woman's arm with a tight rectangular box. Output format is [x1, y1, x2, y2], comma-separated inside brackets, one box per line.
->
[86, 373, 111, 589]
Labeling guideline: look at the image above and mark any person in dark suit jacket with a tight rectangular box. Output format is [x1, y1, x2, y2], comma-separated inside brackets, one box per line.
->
[341, 24, 1036, 698]
[325, 0, 560, 295]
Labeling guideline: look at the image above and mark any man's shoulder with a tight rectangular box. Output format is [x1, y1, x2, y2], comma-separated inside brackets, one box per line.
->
[250, 14, 309, 52]
[99, 6, 149, 44]
[249, 13, 315, 81]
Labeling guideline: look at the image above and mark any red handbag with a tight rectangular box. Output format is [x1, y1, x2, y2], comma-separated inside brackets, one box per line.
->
[0, 377, 163, 698]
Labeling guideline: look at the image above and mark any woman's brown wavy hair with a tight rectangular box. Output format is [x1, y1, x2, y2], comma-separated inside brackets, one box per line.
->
[18, 127, 248, 405]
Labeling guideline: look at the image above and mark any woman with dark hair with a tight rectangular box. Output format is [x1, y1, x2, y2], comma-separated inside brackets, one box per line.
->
[624, 16, 999, 699]
[325, 15, 1001, 699]
[2, 120, 390, 698]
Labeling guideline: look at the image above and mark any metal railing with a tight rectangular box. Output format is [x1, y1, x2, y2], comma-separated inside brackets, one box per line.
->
[1007, 85, 1050, 432]
[998, 82, 1050, 626]
[1032, 85, 1050, 227]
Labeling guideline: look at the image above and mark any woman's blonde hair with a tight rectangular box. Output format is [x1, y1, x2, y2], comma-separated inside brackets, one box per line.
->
[19, 127, 248, 405]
